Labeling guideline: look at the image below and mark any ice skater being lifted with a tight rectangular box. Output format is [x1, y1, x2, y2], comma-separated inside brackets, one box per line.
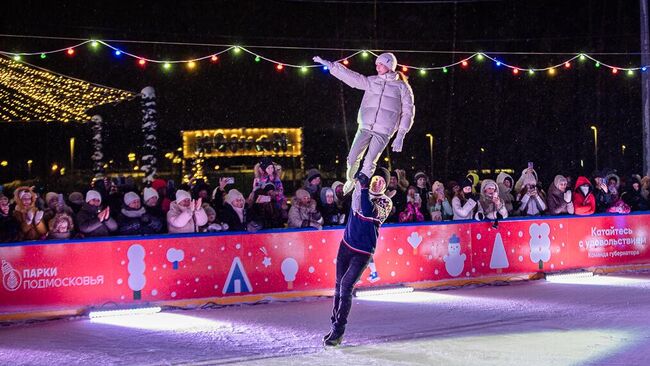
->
[313, 52, 415, 195]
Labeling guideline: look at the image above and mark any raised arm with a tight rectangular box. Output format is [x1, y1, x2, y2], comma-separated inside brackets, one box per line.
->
[313, 56, 371, 91]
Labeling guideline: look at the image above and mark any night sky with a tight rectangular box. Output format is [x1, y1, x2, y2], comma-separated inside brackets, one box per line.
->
[0, 0, 643, 189]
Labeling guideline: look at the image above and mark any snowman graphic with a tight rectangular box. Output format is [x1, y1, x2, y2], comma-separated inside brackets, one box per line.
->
[443, 234, 466, 277]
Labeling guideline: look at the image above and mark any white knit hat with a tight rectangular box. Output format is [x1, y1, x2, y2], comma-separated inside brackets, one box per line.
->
[224, 189, 244, 206]
[375, 52, 397, 72]
[143, 187, 159, 202]
[123, 192, 141, 206]
[85, 190, 102, 203]
[175, 189, 191, 203]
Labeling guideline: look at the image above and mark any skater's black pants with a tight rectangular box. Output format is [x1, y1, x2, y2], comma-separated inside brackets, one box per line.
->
[331, 242, 372, 333]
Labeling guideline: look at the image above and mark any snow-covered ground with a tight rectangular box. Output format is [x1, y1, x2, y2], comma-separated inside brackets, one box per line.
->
[2, 272, 650, 366]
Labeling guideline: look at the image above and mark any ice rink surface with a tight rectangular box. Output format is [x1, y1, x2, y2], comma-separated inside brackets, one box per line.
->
[2, 272, 650, 366]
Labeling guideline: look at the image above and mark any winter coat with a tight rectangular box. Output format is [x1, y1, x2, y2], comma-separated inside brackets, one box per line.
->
[343, 180, 393, 254]
[476, 180, 509, 220]
[220, 203, 248, 232]
[77, 203, 118, 237]
[452, 195, 477, 220]
[516, 187, 547, 216]
[496, 172, 515, 214]
[319, 188, 344, 226]
[386, 186, 407, 223]
[47, 212, 74, 240]
[118, 206, 164, 236]
[43, 203, 74, 228]
[166, 201, 208, 234]
[254, 162, 286, 206]
[288, 198, 323, 229]
[13, 187, 47, 241]
[622, 177, 649, 212]
[547, 176, 574, 215]
[415, 185, 431, 220]
[0, 211, 19, 242]
[145, 204, 167, 232]
[327, 62, 415, 137]
[248, 202, 286, 231]
[320, 202, 344, 226]
[573, 176, 596, 215]
[399, 202, 425, 223]
[515, 168, 539, 194]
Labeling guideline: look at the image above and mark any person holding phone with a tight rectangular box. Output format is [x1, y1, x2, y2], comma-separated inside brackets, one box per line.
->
[399, 186, 425, 223]
[254, 157, 285, 206]
[247, 186, 286, 232]
[514, 162, 538, 194]
[475, 180, 508, 221]
[516, 173, 547, 216]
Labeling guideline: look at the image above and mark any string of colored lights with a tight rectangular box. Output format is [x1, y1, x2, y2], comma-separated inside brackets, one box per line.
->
[0, 56, 135, 122]
[0, 38, 647, 76]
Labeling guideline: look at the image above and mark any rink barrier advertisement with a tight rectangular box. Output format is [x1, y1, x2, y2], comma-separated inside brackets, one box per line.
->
[1, 213, 649, 317]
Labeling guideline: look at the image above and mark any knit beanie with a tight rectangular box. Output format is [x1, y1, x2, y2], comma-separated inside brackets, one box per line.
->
[143, 187, 159, 202]
[295, 189, 310, 200]
[123, 192, 141, 206]
[85, 190, 102, 203]
[375, 52, 397, 72]
[175, 189, 191, 203]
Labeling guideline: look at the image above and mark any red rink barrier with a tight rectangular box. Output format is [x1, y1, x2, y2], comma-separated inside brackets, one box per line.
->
[1, 213, 649, 318]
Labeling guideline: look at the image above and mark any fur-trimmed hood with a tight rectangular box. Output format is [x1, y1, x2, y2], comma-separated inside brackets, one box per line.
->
[496, 172, 514, 194]
[13, 186, 37, 213]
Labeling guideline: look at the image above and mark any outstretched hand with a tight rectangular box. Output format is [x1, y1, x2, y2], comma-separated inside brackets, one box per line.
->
[312, 56, 327, 65]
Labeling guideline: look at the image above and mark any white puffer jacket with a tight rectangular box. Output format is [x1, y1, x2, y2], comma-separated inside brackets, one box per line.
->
[327, 62, 415, 137]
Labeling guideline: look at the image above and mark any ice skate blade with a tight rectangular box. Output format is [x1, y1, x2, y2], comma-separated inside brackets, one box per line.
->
[324, 336, 343, 347]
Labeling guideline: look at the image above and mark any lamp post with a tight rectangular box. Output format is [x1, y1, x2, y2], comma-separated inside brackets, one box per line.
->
[27, 160, 33, 177]
[590, 126, 598, 171]
[425, 134, 434, 179]
[69, 137, 75, 174]
[622, 144, 626, 156]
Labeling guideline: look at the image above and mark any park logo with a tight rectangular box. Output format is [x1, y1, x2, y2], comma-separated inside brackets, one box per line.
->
[2, 259, 22, 292]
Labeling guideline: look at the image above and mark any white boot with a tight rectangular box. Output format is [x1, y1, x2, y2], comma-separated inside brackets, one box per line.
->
[343, 180, 355, 196]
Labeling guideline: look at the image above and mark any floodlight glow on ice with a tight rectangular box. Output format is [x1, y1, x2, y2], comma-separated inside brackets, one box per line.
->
[545, 271, 593, 283]
[88, 306, 162, 319]
[355, 286, 414, 298]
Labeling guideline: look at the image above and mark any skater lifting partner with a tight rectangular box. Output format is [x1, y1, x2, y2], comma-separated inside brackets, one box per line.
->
[312, 53, 414, 346]
[322, 168, 393, 346]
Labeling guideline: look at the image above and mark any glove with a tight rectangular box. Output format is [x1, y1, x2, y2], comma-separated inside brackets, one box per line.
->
[34, 210, 44, 224]
[476, 212, 485, 221]
[465, 193, 476, 202]
[357, 172, 370, 188]
[391, 131, 406, 152]
[221, 222, 229, 231]
[301, 220, 311, 228]
[563, 190, 572, 203]
[312, 56, 329, 67]
[26, 210, 34, 225]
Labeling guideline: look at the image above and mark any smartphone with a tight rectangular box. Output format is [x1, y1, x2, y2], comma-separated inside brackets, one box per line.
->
[224, 177, 235, 185]
[527, 161, 534, 170]
[258, 195, 271, 203]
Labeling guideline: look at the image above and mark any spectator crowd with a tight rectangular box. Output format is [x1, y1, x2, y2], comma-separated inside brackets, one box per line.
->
[1, 156, 649, 243]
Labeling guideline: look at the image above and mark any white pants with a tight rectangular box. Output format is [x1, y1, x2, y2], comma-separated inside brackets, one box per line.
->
[346, 129, 390, 182]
